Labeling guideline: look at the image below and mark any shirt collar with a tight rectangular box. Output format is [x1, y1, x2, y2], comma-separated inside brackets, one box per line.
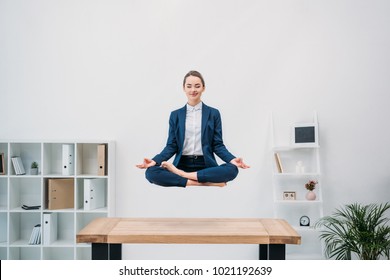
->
[186, 102, 203, 112]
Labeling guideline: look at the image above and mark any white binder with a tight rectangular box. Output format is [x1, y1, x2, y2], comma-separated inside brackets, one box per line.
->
[62, 144, 74, 175]
[84, 178, 106, 211]
[43, 212, 58, 245]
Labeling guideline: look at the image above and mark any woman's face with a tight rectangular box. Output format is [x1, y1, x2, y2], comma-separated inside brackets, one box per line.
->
[183, 75, 205, 105]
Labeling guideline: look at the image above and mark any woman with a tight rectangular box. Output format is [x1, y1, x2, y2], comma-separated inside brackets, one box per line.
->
[136, 70, 249, 187]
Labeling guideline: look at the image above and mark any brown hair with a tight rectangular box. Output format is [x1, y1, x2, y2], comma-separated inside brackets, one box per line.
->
[183, 70, 205, 87]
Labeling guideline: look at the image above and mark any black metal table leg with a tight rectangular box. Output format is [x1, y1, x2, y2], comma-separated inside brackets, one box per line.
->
[92, 243, 122, 260]
[259, 244, 286, 260]
[259, 244, 268, 260]
[109, 244, 122, 260]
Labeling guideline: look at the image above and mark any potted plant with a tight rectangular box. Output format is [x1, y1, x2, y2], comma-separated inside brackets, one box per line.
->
[305, 180, 318, 200]
[31, 161, 39, 175]
[315, 202, 390, 260]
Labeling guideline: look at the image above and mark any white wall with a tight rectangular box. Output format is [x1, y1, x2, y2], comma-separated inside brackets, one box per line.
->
[1, 0, 390, 259]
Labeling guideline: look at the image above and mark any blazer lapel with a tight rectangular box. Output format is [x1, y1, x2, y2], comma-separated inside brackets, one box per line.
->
[178, 105, 186, 147]
[201, 103, 210, 138]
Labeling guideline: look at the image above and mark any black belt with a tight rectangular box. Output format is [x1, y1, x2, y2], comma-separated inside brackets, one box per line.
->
[181, 155, 204, 159]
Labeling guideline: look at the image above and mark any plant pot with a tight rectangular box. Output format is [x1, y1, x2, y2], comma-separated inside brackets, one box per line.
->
[306, 190, 316, 200]
[30, 168, 38, 175]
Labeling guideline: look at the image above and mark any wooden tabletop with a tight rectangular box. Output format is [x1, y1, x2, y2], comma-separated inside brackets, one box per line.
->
[76, 218, 301, 245]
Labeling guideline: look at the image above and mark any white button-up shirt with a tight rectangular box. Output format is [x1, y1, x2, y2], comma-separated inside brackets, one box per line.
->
[182, 102, 203, 156]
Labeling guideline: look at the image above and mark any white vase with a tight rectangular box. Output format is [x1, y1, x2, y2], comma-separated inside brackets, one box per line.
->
[306, 191, 316, 200]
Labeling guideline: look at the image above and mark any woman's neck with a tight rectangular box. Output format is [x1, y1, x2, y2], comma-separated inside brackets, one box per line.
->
[187, 100, 202, 107]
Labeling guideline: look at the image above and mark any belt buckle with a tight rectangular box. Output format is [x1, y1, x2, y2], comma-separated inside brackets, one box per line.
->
[194, 155, 198, 159]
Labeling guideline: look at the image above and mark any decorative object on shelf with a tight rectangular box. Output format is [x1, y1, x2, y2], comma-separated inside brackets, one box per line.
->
[283, 191, 296, 200]
[274, 153, 283, 173]
[316, 202, 390, 260]
[292, 122, 318, 147]
[305, 180, 318, 200]
[0, 153, 5, 175]
[295, 161, 305, 173]
[300, 215, 310, 226]
[30, 161, 39, 175]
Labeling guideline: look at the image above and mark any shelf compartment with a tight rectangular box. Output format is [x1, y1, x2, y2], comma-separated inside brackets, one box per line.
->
[42, 212, 75, 246]
[76, 212, 107, 234]
[76, 143, 107, 176]
[0, 247, 7, 260]
[9, 143, 41, 176]
[9, 177, 42, 210]
[43, 143, 75, 176]
[0, 178, 8, 210]
[43, 178, 75, 211]
[273, 148, 320, 174]
[273, 176, 322, 201]
[0, 212, 7, 244]
[274, 203, 323, 228]
[9, 247, 41, 260]
[9, 212, 41, 246]
[43, 246, 74, 260]
[76, 246, 91, 260]
[76, 177, 108, 211]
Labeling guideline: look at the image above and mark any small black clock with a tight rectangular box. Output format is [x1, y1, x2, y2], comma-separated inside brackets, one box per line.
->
[300, 215, 310, 226]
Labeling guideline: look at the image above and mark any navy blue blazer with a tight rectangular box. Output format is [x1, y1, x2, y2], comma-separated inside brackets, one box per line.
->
[152, 103, 236, 167]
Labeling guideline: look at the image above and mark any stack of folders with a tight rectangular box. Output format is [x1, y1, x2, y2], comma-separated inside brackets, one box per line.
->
[11, 156, 26, 175]
[22, 204, 41, 210]
[28, 224, 41, 245]
[84, 178, 106, 211]
[43, 213, 57, 245]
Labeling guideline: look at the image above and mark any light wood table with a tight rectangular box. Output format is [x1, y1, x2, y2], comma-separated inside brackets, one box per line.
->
[76, 218, 301, 260]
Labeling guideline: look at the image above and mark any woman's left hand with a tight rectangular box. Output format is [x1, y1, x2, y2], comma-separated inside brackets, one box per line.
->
[230, 158, 250, 169]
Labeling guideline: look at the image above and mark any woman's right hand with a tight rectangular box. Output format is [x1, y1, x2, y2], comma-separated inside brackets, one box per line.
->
[136, 158, 156, 169]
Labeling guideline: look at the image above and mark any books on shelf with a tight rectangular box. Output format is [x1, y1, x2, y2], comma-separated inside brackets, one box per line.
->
[28, 224, 41, 245]
[11, 156, 26, 175]
[274, 153, 283, 173]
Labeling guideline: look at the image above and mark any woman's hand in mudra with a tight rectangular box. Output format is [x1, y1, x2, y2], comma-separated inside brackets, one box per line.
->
[136, 158, 156, 169]
[230, 158, 250, 169]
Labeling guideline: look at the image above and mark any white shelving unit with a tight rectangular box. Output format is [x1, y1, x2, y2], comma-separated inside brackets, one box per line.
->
[0, 140, 115, 260]
[271, 113, 324, 260]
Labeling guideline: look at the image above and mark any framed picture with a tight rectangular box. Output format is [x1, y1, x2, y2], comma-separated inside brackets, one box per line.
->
[283, 191, 296, 200]
[0, 153, 5, 175]
[292, 123, 318, 147]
